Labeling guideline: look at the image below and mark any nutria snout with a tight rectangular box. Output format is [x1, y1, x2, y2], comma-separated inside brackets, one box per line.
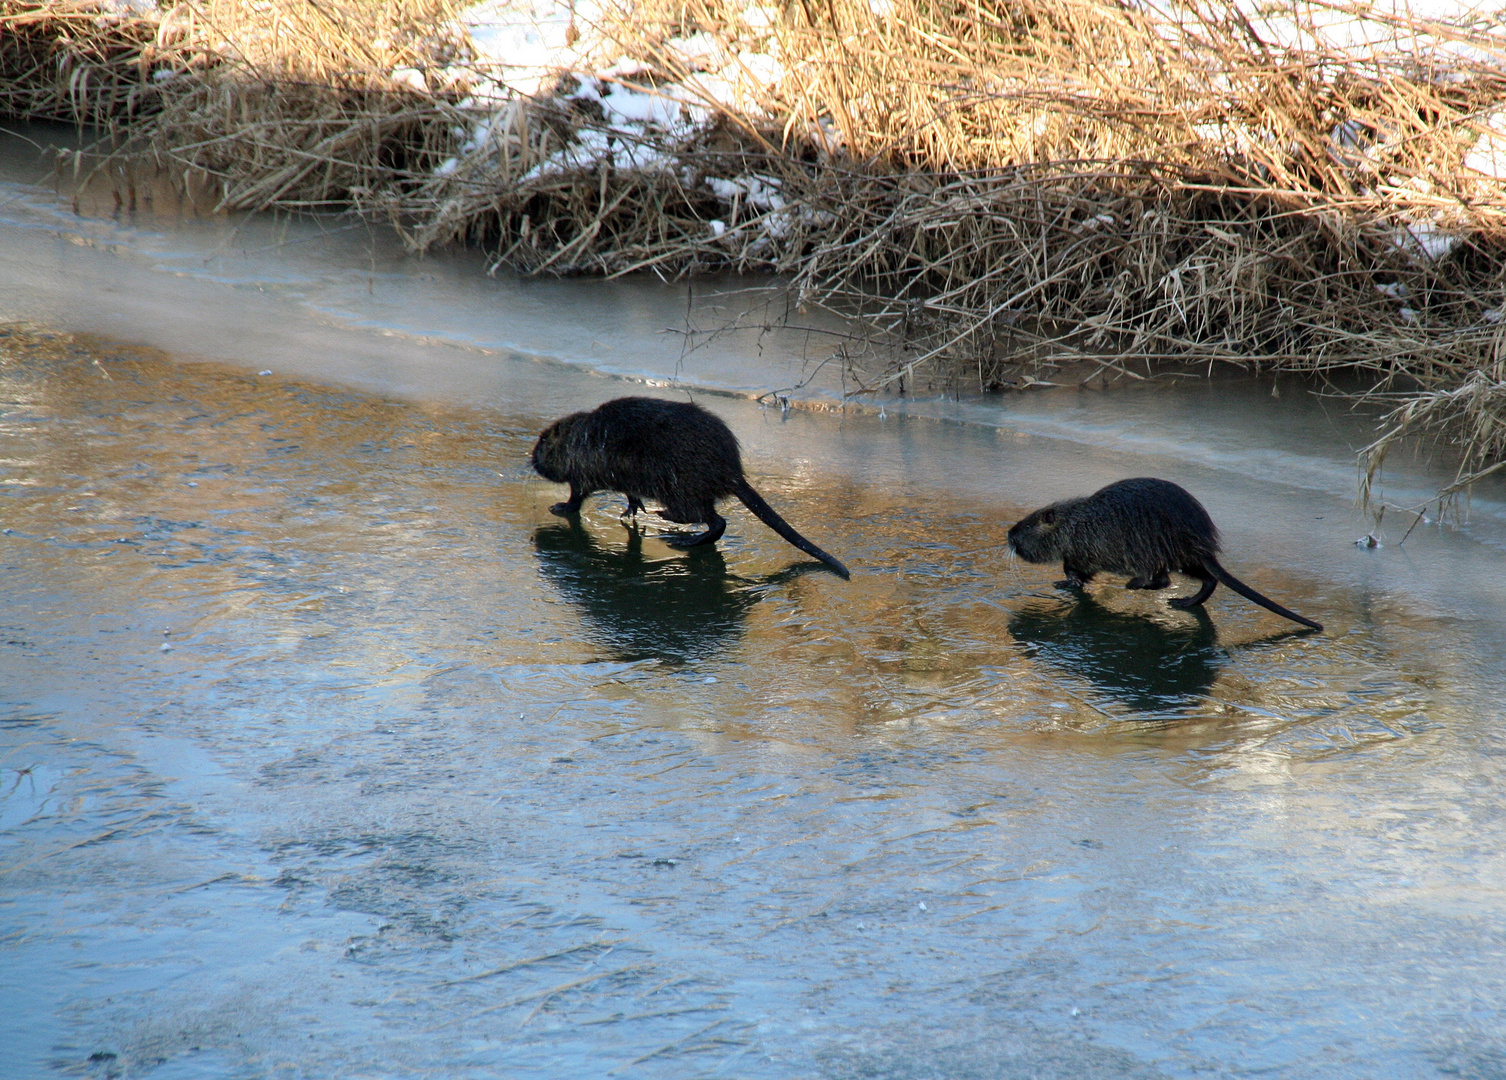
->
[1007, 477, 1322, 631]
[530, 396, 850, 578]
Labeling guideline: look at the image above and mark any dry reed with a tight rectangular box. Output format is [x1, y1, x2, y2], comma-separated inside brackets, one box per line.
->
[0, 0, 169, 124]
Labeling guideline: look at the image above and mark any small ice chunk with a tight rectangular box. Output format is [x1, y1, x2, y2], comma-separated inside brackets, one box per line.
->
[597, 56, 651, 78]
[810, 116, 844, 154]
[390, 66, 428, 92]
[737, 50, 783, 88]
[602, 87, 684, 128]
[666, 32, 727, 70]
[706, 174, 786, 211]
[1075, 212, 1117, 235]
[1331, 119, 1369, 149]
[1465, 118, 1506, 178]
[709, 219, 727, 237]
[1398, 221, 1456, 262]
[740, 5, 779, 30]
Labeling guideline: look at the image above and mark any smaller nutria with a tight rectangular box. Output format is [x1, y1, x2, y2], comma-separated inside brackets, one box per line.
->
[531, 396, 850, 578]
[1007, 477, 1322, 631]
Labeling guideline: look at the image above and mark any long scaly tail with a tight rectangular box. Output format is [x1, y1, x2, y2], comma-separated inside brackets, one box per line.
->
[733, 480, 851, 579]
[1208, 558, 1322, 631]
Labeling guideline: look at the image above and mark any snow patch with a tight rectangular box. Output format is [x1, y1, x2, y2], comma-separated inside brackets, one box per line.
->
[1398, 220, 1458, 262]
[425, 0, 792, 193]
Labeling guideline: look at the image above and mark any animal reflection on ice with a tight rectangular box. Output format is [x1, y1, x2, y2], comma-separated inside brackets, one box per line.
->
[1008, 593, 1309, 715]
[1009, 594, 1223, 713]
[532, 520, 816, 663]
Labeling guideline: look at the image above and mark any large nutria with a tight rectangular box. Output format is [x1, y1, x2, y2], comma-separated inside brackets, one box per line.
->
[530, 396, 850, 579]
[1007, 477, 1322, 631]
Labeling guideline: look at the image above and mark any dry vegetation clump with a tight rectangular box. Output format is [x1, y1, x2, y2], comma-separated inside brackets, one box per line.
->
[2, 0, 1505, 499]
[124, 0, 471, 211]
[2, 0, 469, 208]
[0, 0, 174, 124]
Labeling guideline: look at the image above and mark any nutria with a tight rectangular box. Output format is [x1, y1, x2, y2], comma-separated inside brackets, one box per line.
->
[1007, 477, 1322, 631]
[530, 396, 850, 578]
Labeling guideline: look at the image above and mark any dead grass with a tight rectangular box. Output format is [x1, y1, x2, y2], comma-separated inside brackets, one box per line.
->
[2, 0, 1505, 503]
[2, 0, 468, 208]
[0, 0, 167, 124]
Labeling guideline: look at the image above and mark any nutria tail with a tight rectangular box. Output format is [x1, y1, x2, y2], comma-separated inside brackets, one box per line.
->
[1208, 558, 1322, 632]
[732, 480, 851, 579]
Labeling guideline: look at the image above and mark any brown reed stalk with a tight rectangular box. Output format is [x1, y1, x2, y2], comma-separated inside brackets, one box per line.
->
[0, 0, 174, 124]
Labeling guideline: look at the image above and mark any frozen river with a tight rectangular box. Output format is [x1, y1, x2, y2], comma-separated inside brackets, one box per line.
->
[1, 123, 1504, 1079]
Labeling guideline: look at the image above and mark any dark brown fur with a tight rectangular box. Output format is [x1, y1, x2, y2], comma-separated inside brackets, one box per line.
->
[530, 396, 850, 578]
[1007, 477, 1321, 631]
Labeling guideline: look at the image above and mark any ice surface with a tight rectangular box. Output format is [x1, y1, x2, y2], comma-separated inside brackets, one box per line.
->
[2, 122, 1506, 1080]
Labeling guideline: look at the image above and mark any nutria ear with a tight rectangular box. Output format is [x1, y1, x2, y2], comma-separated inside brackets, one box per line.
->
[1040, 508, 1056, 525]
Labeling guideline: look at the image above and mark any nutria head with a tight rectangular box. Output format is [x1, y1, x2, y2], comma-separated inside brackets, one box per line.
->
[1007, 500, 1079, 564]
[530, 413, 585, 483]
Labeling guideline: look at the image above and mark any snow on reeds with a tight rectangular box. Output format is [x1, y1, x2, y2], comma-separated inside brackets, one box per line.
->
[2, 0, 1505, 503]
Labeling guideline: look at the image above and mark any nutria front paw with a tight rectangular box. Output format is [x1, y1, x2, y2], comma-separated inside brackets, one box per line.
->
[549, 501, 577, 517]
[1054, 578, 1085, 590]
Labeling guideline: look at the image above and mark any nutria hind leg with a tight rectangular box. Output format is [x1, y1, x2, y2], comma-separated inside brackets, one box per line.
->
[663, 509, 727, 549]
[1054, 562, 1094, 590]
[550, 484, 592, 517]
[1168, 565, 1218, 609]
[1126, 570, 1172, 590]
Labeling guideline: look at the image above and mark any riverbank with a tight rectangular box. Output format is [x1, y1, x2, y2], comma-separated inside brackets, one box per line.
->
[4, 0, 1505, 503]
